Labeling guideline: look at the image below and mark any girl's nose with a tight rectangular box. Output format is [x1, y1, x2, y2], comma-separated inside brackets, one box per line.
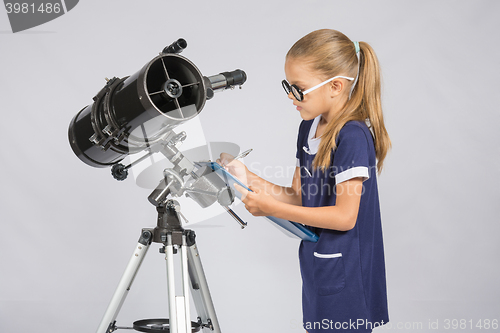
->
[287, 91, 295, 100]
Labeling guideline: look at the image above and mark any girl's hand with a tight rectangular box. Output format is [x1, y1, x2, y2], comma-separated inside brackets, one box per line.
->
[216, 152, 250, 185]
[234, 184, 279, 217]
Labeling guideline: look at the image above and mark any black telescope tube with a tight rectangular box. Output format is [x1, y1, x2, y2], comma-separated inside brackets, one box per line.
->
[68, 40, 247, 169]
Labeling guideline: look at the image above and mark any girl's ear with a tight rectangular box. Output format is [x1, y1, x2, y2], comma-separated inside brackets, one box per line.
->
[329, 79, 344, 97]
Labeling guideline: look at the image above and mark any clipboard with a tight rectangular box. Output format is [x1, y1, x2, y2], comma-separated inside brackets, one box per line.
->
[195, 161, 318, 242]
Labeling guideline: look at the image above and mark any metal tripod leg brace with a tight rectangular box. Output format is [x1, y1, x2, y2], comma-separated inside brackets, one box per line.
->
[96, 200, 221, 333]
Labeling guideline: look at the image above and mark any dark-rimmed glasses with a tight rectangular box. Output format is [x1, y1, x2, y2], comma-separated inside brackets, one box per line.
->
[282, 75, 354, 102]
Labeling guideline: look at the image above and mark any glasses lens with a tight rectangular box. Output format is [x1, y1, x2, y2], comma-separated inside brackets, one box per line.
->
[291, 85, 303, 101]
[282, 80, 291, 94]
[282, 80, 303, 101]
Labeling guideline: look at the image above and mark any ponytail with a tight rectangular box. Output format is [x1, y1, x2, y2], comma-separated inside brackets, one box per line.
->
[352, 41, 391, 173]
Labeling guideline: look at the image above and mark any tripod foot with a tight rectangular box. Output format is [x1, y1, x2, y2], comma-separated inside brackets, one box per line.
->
[133, 319, 201, 333]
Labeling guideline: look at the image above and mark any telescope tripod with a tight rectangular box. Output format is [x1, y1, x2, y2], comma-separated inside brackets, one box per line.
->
[97, 200, 221, 333]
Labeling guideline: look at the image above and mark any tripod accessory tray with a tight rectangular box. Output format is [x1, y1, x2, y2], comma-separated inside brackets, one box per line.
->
[133, 318, 201, 332]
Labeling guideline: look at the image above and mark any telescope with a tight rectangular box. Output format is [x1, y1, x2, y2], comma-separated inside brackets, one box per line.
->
[69, 38, 245, 170]
[68, 39, 247, 333]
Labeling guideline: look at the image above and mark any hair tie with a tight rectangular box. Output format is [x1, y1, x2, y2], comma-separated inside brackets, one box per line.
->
[353, 41, 360, 54]
[349, 41, 361, 99]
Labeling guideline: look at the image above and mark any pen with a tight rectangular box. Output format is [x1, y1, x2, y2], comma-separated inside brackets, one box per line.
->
[222, 148, 253, 167]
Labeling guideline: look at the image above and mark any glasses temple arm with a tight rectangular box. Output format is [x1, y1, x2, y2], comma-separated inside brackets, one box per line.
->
[303, 76, 354, 95]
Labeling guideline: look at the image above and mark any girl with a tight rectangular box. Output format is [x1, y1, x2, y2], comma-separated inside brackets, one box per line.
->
[219, 29, 390, 332]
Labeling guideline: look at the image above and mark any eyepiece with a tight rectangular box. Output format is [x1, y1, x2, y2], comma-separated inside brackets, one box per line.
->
[163, 38, 187, 54]
[205, 69, 247, 96]
[221, 69, 247, 87]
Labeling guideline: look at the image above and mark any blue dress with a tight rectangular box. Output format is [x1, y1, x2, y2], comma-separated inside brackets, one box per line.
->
[296, 117, 389, 332]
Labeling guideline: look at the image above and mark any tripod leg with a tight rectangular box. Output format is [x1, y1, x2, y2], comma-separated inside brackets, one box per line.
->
[181, 234, 192, 333]
[165, 233, 179, 333]
[96, 230, 152, 333]
[186, 234, 221, 333]
[165, 233, 199, 333]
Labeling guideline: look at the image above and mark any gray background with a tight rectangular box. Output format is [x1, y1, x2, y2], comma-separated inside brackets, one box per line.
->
[1, 0, 499, 332]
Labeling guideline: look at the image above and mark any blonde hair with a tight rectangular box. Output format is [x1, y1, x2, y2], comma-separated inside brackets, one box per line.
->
[287, 29, 391, 173]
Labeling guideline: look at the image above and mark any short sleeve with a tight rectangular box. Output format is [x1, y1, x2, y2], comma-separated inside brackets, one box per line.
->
[332, 124, 371, 184]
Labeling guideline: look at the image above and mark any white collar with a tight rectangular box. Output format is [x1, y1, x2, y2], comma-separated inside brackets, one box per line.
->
[303, 116, 322, 155]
